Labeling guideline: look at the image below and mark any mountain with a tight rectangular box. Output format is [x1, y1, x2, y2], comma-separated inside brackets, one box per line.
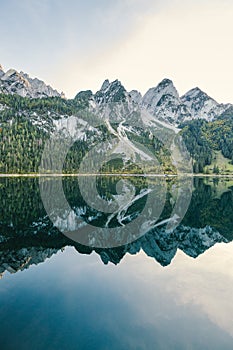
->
[1, 63, 231, 123]
[141, 78, 191, 125]
[181, 87, 232, 121]
[0, 64, 4, 78]
[140, 79, 232, 125]
[0, 64, 64, 98]
[73, 77, 232, 126]
[0, 64, 233, 174]
[1, 67, 233, 277]
[95, 79, 127, 104]
[129, 90, 142, 104]
[0, 247, 59, 277]
[0, 224, 228, 277]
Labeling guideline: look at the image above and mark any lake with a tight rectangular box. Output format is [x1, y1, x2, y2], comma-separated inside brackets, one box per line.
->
[0, 176, 233, 349]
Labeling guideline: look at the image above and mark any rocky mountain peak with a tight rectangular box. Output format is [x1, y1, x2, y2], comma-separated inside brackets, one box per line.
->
[0, 65, 63, 98]
[100, 79, 110, 91]
[158, 78, 175, 87]
[129, 90, 142, 104]
[142, 78, 179, 108]
[181, 87, 221, 120]
[0, 64, 4, 78]
[181, 87, 217, 104]
[95, 79, 127, 103]
[75, 90, 93, 100]
[0, 63, 232, 125]
[140, 78, 191, 125]
[156, 78, 178, 95]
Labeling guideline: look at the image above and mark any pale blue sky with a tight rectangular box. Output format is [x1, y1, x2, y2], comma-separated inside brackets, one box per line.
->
[0, 0, 232, 101]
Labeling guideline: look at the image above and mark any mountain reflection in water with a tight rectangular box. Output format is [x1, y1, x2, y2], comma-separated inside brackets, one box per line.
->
[0, 176, 233, 278]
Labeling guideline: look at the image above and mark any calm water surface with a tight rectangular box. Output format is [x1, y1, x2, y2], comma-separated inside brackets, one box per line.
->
[0, 176, 233, 349]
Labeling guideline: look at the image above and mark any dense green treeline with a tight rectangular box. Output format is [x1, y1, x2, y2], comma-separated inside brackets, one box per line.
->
[180, 116, 233, 173]
[0, 93, 83, 116]
[0, 119, 47, 173]
[0, 93, 101, 173]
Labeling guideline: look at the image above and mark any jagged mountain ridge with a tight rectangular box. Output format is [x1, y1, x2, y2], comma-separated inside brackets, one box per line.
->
[1, 64, 233, 174]
[1, 176, 233, 276]
[0, 64, 64, 99]
[74, 77, 232, 125]
[0, 222, 229, 278]
[1, 63, 232, 125]
[181, 87, 232, 122]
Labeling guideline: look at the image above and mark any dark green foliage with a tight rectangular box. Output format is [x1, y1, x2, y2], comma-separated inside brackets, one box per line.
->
[0, 119, 47, 173]
[213, 164, 220, 174]
[74, 90, 93, 109]
[180, 120, 212, 173]
[180, 116, 233, 173]
[0, 93, 100, 173]
[0, 177, 232, 259]
[0, 93, 75, 116]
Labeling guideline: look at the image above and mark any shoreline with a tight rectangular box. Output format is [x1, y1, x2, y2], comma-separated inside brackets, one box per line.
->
[1, 173, 233, 178]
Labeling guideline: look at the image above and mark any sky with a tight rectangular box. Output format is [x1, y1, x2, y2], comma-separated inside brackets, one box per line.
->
[0, 0, 233, 102]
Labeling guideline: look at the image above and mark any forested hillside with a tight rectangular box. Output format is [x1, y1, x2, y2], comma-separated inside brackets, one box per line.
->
[180, 112, 233, 173]
[0, 78, 233, 174]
